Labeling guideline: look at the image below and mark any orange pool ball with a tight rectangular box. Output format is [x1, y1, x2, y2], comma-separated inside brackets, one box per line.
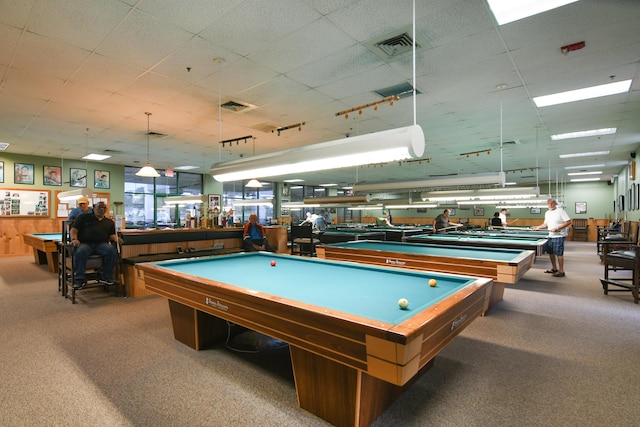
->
[429, 279, 437, 287]
[270, 260, 276, 267]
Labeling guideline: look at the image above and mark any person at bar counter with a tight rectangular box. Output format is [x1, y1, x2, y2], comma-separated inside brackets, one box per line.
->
[70, 201, 121, 289]
[533, 198, 572, 278]
[67, 196, 92, 221]
[242, 213, 275, 252]
[433, 208, 462, 233]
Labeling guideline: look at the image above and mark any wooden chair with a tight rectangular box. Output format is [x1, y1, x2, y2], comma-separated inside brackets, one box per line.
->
[600, 241, 640, 304]
[572, 218, 589, 241]
[290, 224, 320, 256]
[58, 220, 123, 303]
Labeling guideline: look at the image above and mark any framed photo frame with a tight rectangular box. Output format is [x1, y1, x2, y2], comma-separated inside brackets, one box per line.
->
[619, 194, 625, 212]
[474, 208, 484, 216]
[43, 165, 62, 186]
[208, 194, 221, 212]
[0, 161, 4, 183]
[530, 207, 541, 214]
[575, 202, 587, 214]
[70, 168, 87, 187]
[94, 170, 110, 189]
[14, 163, 34, 185]
[449, 208, 456, 216]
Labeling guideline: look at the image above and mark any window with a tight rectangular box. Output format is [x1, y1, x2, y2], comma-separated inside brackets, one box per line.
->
[124, 167, 202, 228]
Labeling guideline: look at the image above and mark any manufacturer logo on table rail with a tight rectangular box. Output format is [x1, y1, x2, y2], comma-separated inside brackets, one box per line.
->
[450, 314, 467, 331]
[385, 258, 406, 266]
[205, 297, 228, 311]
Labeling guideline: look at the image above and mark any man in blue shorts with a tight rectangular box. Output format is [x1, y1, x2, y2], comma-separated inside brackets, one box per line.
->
[534, 198, 572, 277]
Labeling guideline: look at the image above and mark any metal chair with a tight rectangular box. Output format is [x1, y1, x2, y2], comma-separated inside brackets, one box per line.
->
[58, 220, 123, 303]
[290, 224, 320, 256]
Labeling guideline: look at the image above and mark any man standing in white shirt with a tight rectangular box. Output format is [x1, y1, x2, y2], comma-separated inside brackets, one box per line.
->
[533, 199, 572, 277]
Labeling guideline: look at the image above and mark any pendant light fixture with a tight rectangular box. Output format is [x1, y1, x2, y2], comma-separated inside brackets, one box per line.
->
[136, 112, 160, 177]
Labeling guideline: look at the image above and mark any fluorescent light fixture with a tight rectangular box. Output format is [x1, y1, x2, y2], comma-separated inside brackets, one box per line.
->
[82, 153, 111, 161]
[352, 172, 506, 193]
[559, 151, 609, 159]
[422, 187, 540, 202]
[534, 80, 632, 107]
[231, 199, 273, 207]
[0, 142, 9, 150]
[551, 128, 616, 141]
[282, 202, 318, 209]
[283, 179, 304, 183]
[57, 188, 93, 202]
[174, 166, 199, 171]
[570, 177, 601, 182]
[303, 195, 371, 204]
[567, 171, 602, 176]
[290, 186, 304, 190]
[164, 195, 206, 205]
[487, 0, 579, 25]
[348, 206, 384, 211]
[564, 164, 605, 169]
[211, 125, 425, 182]
[498, 204, 548, 209]
[319, 183, 338, 187]
[384, 203, 438, 209]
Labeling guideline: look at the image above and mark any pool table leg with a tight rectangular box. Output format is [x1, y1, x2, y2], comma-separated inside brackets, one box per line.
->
[483, 281, 505, 316]
[290, 345, 434, 427]
[168, 300, 228, 350]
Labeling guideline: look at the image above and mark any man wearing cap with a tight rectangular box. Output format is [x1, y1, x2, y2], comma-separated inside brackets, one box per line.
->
[67, 197, 92, 221]
[70, 201, 121, 289]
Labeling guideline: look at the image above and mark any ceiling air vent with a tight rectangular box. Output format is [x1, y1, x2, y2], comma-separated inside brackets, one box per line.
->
[364, 26, 433, 62]
[221, 100, 255, 113]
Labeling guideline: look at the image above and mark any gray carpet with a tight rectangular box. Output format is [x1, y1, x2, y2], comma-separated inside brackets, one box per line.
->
[1, 242, 639, 427]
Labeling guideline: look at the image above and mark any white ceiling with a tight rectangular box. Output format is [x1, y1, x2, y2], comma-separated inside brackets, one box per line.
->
[1, 0, 639, 188]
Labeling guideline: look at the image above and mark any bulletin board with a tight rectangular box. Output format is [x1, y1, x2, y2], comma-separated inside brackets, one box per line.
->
[0, 189, 50, 216]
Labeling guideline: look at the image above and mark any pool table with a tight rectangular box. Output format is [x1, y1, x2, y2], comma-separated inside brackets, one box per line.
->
[317, 240, 534, 314]
[138, 252, 492, 427]
[404, 233, 548, 256]
[335, 226, 427, 242]
[447, 229, 550, 240]
[317, 229, 385, 244]
[22, 232, 62, 273]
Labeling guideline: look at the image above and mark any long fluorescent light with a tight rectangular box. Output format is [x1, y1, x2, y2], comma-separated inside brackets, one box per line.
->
[423, 187, 540, 202]
[211, 125, 425, 182]
[303, 195, 370, 204]
[564, 164, 605, 169]
[352, 172, 506, 193]
[231, 199, 273, 207]
[487, 0, 579, 25]
[534, 80, 632, 107]
[551, 128, 616, 140]
[164, 195, 206, 205]
[82, 153, 112, 161]
[559, 151, 609, 159]
[567, 171, 602, 176]
[384, 203, 438, 209]
[570, 178, 601, 182]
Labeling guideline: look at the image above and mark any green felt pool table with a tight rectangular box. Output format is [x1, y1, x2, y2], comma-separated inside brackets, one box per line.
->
[138, 252, 492, 427]
[22, 232, 62, 273]
[447, 229, 551, 239]
[404, 233, 548, 256]
[317, 240, 535, 313]
[317, 229, 386, 244]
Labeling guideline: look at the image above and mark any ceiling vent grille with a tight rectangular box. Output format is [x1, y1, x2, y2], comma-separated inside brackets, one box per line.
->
[364, 26, 433, 62]
[221, 100, 256, 113]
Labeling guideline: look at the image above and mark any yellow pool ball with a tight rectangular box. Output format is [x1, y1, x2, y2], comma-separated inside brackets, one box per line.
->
[398, 298, 409, 310]
[429, 279, 437, 287]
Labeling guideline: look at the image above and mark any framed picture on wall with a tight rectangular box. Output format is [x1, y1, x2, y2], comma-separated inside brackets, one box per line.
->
[530, 207, 541, 214]
[0, 161, 4, 183]
[575, 202, 587, 214]
[94, 170, 110, 189]
[14, 163, 34, 185]
[208, 194, 221, 212]
[70, 168, 87, 187]
[43, 165, 62, 186]
[474, 208, 484, 216]
[449, 208, 456, 216]
[637, 184, 640, 210]
[619, 194, 625, 212]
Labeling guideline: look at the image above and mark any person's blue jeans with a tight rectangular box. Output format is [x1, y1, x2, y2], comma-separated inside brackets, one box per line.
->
[74, 242, 117, 281]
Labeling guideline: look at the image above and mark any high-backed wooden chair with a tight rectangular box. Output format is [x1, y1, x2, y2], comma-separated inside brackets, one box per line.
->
[600, 241, 640, 304]
[290, 224, 320, 256]
[572, 218, 589, 241]
[58, 220, 122, 303]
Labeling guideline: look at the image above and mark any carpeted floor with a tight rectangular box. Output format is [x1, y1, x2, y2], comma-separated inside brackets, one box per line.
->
[1, 242, 639, 427]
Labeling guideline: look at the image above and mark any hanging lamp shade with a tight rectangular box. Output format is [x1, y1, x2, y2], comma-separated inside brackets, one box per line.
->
[245, 179, 263, 188]
[136, 112, 160, 177]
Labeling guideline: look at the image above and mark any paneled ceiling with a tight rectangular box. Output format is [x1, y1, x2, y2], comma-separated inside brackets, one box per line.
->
[1, 0, 639, 188]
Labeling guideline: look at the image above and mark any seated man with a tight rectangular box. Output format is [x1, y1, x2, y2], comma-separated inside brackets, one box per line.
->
[70, 201, 121, 289]
[243, 213, 275, 252]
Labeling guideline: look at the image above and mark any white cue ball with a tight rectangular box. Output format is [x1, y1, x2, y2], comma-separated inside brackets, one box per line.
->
[398, 298, 409, 310]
